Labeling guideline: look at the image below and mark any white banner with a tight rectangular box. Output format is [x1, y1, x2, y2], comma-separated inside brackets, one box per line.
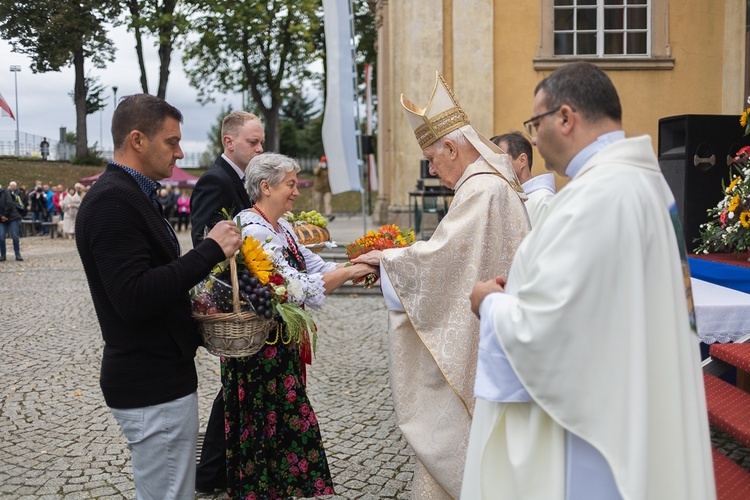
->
[322, 0, 362, 194]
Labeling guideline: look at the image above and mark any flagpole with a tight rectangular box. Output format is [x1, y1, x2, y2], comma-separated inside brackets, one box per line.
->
[10, 65, 20, 157]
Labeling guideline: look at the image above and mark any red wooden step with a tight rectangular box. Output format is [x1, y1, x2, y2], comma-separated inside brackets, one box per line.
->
[710, 344, 750, 373]
[704, 373, 750, 449]
[713, 447, 750, 500]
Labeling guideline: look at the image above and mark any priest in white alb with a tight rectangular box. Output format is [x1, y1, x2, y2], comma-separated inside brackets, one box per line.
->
[352, 72, 529, 498]
[491, 131, 556, 228]
[463, 62, 715, 499]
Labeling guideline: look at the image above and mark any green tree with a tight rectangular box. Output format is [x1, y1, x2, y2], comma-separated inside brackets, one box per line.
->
[122, 0, 192, 99]
[68, 75, 108, 115]
[200, 103, 233, 166]
[0, 0, 121, 161]
[353, 0, 377, 103]
[182, 0, 323, 153]
[280, 88, 321, 158]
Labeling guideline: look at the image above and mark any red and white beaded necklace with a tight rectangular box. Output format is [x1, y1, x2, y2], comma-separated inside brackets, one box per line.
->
[252, 205, 304, 264]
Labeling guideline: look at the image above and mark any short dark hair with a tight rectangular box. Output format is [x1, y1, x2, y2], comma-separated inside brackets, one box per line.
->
[534, 61, 622, 123]
[491, 131, 533, 168]
[111, 94, 183, 151]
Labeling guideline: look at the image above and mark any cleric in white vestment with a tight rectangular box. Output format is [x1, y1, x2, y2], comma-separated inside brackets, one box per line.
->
[353, 72, 529, 498]
[463, 62, 715, 499]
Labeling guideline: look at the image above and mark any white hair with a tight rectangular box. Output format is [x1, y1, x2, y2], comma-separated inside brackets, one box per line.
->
[245, 153, 301, 202]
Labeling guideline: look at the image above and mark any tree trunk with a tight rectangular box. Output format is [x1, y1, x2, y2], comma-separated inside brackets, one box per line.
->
[73, 49, 88, 161]
[156, 0, 177, 100]
[128, 0, 149, 94]
[262, 104, 282, 153]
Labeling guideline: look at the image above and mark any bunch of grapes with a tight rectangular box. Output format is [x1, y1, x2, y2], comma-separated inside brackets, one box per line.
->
[237, 269, 275, 320]
[209, 271, 235, 313]
[289, 210, 328, 229]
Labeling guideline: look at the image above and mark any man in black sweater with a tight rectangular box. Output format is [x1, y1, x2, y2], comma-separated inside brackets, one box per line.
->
[190, 110, 264, 493]
[76, 94, 242, 499]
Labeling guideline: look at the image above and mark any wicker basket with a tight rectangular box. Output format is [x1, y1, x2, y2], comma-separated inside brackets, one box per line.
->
[194, 257, 275, 358]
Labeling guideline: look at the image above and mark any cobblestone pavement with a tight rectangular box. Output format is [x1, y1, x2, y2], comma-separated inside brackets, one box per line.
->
[4, 232, 750, 499]
[0, 234, 414, 499]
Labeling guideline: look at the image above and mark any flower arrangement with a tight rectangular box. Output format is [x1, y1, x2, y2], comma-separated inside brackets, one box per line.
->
[346, 224, 416, 288]
[695, 144, 750, 255]
[192, 232, 322, 353]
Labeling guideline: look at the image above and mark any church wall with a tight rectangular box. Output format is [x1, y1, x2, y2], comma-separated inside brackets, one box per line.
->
[379, 0, 743, 222]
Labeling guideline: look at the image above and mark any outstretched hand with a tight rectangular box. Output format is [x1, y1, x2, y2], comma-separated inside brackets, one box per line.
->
[469, 277, 506, 318]
[350, 249, 382, 267]
[206, 220, 243, 259]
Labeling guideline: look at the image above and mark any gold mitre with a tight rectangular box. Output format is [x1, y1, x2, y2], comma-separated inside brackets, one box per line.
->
[401, 71, 526, 196]
[401, 72, 469, 149]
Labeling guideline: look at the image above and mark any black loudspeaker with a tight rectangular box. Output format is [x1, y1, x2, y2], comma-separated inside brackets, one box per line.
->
[658, 114, 749, 249]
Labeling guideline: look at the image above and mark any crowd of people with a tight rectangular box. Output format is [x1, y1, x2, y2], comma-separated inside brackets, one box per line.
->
[0, 180, 193, 259]
[61, 60, 717, 500]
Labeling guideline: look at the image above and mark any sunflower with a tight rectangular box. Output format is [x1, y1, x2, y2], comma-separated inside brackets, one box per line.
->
[741, 211, 750, 228]
[241, 236, 274, 284]
[727, 176, 742, 194]
[742, 109, 750, 128]
[729, 194, 741, 212]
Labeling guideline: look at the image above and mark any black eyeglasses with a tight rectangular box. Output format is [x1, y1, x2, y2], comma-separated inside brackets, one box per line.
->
[523, 106, 562, 137]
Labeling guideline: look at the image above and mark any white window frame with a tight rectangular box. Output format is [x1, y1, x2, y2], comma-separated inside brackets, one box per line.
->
[535, 0, 674, 70]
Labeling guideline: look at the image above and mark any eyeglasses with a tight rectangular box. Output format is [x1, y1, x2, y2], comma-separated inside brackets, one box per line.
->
[523, 106, 562, 137]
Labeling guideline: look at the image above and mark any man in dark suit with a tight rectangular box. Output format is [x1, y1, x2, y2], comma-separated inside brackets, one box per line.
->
[190, 110, 265, 493]
[75, 94, 242, 499]
[190, 111, 264, 245]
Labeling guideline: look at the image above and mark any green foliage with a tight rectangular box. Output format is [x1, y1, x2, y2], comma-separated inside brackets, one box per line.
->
[182, 0, 323, 153]
[121, 0, 193, 98]
[0, 0, 122, 161]
[72, 145, 107, 166]
[199, 103, 232, 166]
[68, 74, 107, 115]
[353, 0, 377, 103]
[279, 88, 323, 159]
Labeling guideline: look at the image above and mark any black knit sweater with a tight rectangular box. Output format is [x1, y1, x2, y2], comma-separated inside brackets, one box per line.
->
[76, 164, 226, 409]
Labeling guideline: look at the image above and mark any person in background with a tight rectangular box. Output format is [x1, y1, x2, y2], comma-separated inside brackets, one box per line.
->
[28, 185, 48, 235]
[312, 155, 335, 221]
[156, 187, 177, 220]
[40, 137, 50, 161]
[463, 61, 714, 499]
[351, 72, 529, 498]
[190, 110, 265, 494]
[0, 182, 23, 261]
[491, 131, 556, 228]
[60, 187, 81, 239]
[8, 181, 26, 218]
[176, 189, 191, 232]
[44, 184, 55, 226]
[75, 93, 242, 499]
[53, 184, 67, 220]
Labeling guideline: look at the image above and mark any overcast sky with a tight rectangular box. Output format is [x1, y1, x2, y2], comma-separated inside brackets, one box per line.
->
[0, 24, 246, 154]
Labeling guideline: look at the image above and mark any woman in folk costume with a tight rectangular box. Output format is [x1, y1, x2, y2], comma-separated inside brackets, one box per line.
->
[223, 153, 377, 499]
[352, 72, 530, 498]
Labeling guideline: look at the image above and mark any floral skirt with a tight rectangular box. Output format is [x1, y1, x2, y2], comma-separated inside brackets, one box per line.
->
[222, 339, 334, 499]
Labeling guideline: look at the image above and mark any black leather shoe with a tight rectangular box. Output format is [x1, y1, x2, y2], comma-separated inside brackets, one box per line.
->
[0, 256, 5, 262]
[15, 255, 23, 261]
[196, 483, 226, 494]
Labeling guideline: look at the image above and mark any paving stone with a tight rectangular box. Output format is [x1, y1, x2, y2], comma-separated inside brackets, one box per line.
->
[0, 234, 415, 499]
